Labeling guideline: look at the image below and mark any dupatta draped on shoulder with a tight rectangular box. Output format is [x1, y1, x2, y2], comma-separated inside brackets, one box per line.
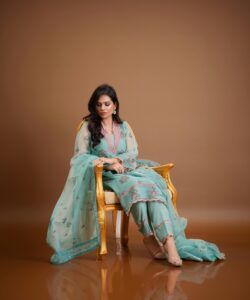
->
[46, 122, 100, 264]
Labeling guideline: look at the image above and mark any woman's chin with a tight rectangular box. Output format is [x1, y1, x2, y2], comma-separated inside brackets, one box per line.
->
[100, 114, 111, 119]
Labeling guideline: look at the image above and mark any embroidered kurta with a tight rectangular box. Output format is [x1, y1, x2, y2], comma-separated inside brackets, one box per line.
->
[46, 120, 225, 264]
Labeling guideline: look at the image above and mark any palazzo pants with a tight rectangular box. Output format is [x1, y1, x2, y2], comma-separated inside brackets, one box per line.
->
[130, 201, 174, 244]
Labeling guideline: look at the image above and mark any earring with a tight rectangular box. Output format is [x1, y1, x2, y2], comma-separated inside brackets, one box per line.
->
[113, 109, 116, 115]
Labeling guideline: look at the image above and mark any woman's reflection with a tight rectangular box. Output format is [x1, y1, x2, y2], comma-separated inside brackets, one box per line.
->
[47, 240, 224, 300]
[138, 260, 225, 299]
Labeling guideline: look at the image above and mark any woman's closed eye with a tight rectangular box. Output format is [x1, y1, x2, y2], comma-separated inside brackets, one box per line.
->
[96, 102, 111, 108]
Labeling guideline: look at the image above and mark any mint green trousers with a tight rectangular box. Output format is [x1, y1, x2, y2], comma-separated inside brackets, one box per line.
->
[130, 201, 174, 243]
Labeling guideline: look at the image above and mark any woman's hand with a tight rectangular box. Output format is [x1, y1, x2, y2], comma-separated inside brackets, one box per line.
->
[106, 162, 125, 174]
[93, 157, 122, 167]
[93, 158, 104, 166]
[99, 157, 120, 164]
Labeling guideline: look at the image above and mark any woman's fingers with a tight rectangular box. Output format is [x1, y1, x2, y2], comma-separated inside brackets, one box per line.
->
[113, 164, 124, 173]
[97, 158, 124, 173]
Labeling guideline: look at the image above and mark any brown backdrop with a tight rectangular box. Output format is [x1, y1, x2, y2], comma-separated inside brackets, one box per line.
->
[1, 0, 249, 225]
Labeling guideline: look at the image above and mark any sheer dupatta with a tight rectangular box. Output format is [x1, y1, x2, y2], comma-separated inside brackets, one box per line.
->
[46, 122, 100, 264]
[46, 120, 159, 264]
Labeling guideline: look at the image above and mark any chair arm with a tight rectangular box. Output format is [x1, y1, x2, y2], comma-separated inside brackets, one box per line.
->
[95, 164, 106, 210]
[151, 163, 178, 212]
[95, 162, 178, 212]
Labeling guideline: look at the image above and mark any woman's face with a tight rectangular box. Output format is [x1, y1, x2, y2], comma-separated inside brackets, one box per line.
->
[96, 95, 116, 120]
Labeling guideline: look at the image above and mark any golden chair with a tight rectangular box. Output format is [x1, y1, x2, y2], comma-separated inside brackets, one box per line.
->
[76, 121, 178, 260]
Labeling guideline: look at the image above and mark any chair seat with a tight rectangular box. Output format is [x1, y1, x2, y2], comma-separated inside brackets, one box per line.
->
[104, 191, 120, 204]
[104, 189, 172, 205]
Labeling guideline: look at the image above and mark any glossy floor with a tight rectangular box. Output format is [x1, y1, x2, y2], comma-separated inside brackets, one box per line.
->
[0, 218, 249, 300]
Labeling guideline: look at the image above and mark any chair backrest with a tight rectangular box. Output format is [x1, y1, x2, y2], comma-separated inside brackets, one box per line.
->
[76, 120, 85, 132]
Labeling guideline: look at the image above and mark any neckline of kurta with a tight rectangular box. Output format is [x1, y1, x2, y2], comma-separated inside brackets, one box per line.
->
[101, 121, 121, 154]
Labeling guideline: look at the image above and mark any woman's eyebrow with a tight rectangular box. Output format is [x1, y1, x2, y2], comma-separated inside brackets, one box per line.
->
[97, 101, 111, 104]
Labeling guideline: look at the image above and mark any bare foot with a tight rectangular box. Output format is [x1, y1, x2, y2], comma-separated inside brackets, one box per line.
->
[164, 236, 183, 267]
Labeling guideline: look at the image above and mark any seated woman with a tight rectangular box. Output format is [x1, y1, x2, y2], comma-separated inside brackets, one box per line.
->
[46, 84, 225, 266]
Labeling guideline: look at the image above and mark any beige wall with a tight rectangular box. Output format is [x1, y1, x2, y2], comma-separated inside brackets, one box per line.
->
[1, 0, 249, 223]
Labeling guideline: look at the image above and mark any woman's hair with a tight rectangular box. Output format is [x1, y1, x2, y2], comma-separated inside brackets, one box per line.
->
[83, 84, 123, 147]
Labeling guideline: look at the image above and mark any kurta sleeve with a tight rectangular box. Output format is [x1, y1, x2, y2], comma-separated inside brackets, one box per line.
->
[115, 121, 138, 170]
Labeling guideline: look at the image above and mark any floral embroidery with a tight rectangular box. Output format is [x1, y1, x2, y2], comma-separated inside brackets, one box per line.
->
[72, 238, 78, 246]
[119, 176, 129, 184]
[66, 222, 72, 228]
[131, 188, 140, 201]
[153, 219, 172, 231]
[136, 218, 153, 234]
[149, 186, 157, 198]
[118, 182, 157, 198]
[120, 127, 126, 138]
[119, 149, 126, 154]
[127, 198, 167, 214]
[98, 149, 108, 157]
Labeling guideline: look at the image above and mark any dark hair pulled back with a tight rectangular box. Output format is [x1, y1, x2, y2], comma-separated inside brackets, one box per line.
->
[83, 84, 123, 147]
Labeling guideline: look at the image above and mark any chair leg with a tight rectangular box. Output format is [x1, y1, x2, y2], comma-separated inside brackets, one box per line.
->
[96, 248, 102, 260]
[112, 211, 117, 233]
[121, 212, 129, 246]
[114, 211, 122, 239]
[96, 210, 108, 260]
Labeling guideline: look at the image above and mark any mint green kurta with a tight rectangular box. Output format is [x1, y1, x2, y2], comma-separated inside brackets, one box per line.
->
[46, 120, 225, 264]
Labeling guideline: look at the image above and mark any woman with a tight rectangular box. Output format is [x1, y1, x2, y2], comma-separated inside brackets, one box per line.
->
[47, 84, 225, 265]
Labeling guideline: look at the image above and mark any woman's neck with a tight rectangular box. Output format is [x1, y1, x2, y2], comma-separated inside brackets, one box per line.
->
[101, 117, 113, 133]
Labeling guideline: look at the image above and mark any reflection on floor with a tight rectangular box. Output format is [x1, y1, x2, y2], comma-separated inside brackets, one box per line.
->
[0, 218, 249, 299]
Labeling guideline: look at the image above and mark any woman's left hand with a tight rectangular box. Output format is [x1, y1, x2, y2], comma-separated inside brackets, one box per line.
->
[105, 162, 125, 173]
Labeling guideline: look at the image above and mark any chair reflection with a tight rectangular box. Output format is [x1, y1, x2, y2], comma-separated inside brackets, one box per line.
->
[47, 239, 225, 300]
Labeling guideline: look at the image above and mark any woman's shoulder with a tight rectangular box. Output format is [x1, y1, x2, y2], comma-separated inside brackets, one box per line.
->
[117, 120, 128, 132]
[76, 119, 90, 137]
[119, 120, 130, 128]
[120, 120, 134, 131]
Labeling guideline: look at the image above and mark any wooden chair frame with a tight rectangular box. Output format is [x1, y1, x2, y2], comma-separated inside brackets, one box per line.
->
[95, 163, 178, 260]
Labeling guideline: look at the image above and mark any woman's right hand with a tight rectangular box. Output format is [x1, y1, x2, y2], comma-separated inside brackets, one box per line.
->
[93, 158, 104, 166]
[93, 157, 115, 166]
[99, 157, 120, 164]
